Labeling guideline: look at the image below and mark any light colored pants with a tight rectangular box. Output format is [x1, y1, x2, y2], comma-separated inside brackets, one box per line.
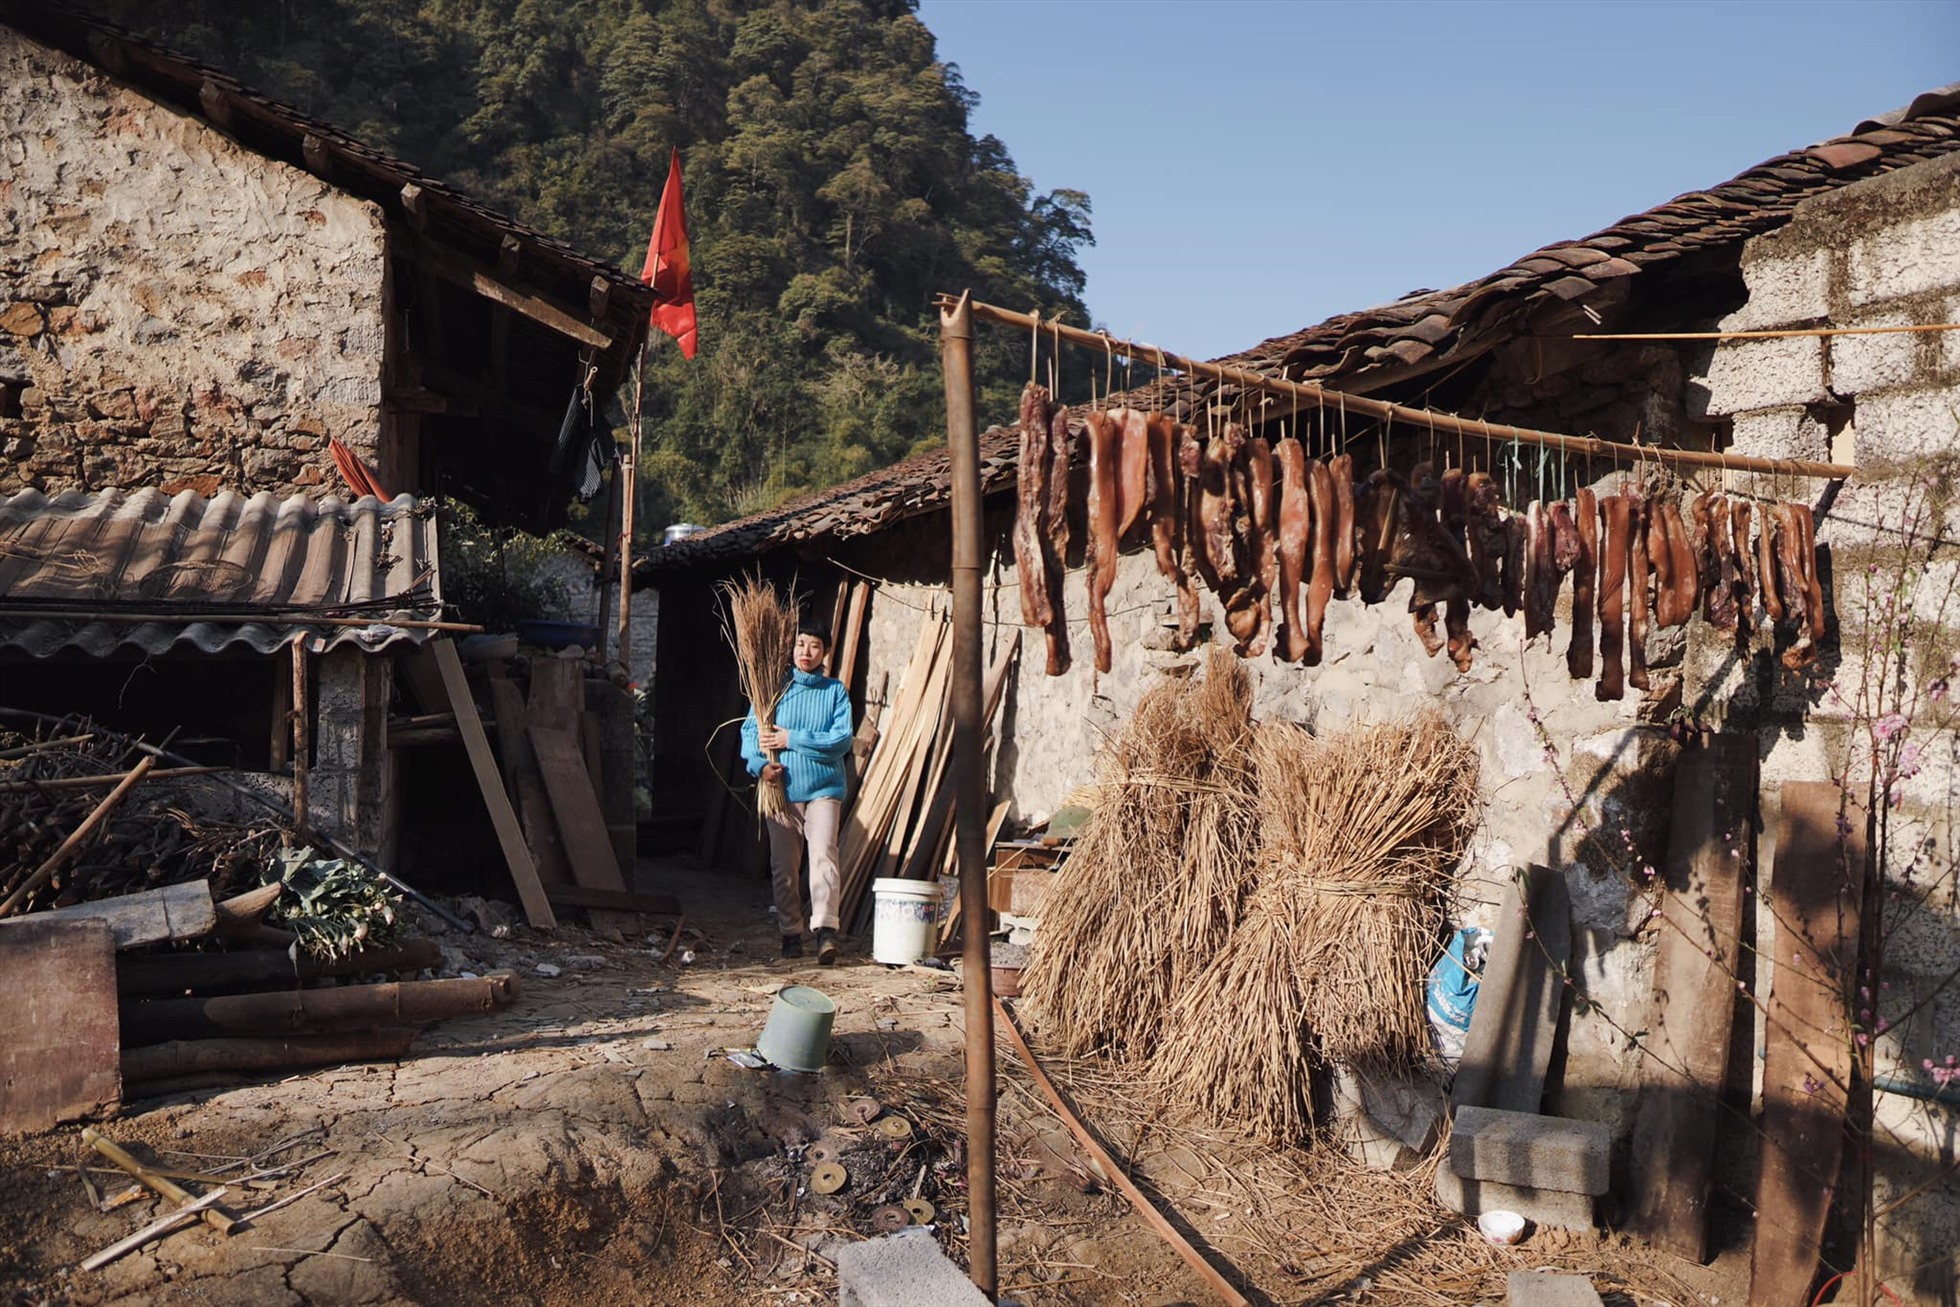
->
[766, 797, 842, 935]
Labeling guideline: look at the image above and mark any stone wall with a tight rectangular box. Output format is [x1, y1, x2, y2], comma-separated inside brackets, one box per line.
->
[0, 28, 386, 498]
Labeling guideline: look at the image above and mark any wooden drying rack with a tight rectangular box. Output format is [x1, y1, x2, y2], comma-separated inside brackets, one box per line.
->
[939, 295, 1858, 482]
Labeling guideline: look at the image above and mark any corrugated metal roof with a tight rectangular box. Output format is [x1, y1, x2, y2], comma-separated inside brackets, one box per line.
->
[0, 488, 442, 657]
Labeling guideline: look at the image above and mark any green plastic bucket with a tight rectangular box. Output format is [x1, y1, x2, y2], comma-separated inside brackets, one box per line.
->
[756, 984, 836, 1072]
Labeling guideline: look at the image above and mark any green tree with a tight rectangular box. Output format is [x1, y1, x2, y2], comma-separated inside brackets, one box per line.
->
[88, 0, 1096, 528]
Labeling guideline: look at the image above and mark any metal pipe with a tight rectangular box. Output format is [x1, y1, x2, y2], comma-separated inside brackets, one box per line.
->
[940, 289, 997, 1299]
[937, 295, 1858, 482]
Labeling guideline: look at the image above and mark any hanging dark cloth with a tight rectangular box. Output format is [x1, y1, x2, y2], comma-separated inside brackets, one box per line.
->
[548, 374, 614, 502]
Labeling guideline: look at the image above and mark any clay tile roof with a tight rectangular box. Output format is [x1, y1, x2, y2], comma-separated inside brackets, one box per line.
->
[636, 88, 1960, 576]
[0, 489, 443, 658]
[0, 0, 656, 395]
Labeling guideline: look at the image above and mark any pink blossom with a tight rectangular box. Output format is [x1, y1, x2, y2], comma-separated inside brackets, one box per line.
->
[1896, 743, 1925, 780]
[1929, 678, 1949, 703]
[1876, 713, 1909, 742]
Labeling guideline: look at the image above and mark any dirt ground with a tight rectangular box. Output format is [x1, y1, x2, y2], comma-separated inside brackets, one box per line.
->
[1, 858, 1747, 1306]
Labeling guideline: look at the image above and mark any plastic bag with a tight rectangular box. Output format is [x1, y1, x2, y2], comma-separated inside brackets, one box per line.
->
[1426, 926, 1492, 1070]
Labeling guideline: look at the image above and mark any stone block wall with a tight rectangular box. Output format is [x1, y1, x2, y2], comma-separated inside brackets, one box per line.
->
[0, 28, 385, 498]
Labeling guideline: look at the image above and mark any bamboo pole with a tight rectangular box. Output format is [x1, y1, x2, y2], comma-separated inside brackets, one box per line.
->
[80, 1185, 231, 1272]
[940, 289, 997, 1299]
[291, 640, 310, 841]
[0, 755, 157, 916]
[82, 1127, 241, 1235]
[0, 765, 224, 793]
[940, 295, 1858, 481]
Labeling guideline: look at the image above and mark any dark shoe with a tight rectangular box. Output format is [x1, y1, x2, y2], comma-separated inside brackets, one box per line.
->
[781, 934, 804, 959]
[816, 929, 838, 966]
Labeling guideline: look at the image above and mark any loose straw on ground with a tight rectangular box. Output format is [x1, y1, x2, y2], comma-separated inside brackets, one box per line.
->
[718, 573, 800, 824]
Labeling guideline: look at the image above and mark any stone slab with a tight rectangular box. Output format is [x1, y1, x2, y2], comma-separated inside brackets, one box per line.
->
[837, 1229, 990, 1307]
[1334, 1064, 1444, 1172]
[1451, 1105, 1610, 1196]
[1453, 865, 1571, 1115]
[1435, 1165, 1594, 1232]
[1506, 1270, 1606, 1307]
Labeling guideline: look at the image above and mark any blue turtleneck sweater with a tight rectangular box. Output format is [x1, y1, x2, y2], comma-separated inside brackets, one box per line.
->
[741, 667, 853, 803]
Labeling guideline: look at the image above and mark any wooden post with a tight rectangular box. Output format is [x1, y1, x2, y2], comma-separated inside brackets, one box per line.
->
[616, 343, 649, 674]
[291, 639, 310, 840]
[940, 289, 996, 1299]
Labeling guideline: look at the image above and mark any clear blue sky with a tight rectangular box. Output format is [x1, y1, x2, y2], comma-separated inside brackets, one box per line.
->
[917, 0, 1959, 360]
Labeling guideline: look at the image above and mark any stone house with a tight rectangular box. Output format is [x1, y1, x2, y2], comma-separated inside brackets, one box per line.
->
[639, 88, 1960, 1297]
[0, 4, 655, 869]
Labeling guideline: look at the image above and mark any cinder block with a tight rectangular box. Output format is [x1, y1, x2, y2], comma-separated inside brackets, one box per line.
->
[1830, 312, 1922, 395]
[1722, 247, 1832, 331]
[1848, 208, 1960, 309]
[1855, 384, 1960, 463]
[837, 1229, 991, 1307]
[1688, 336, 1828, 418]
[1451, 1105, 1611, 1195]
[1435, 1164, 1595, 1231]
[1726, 405, 1827, 464]
[1506, 1270, 1606, 1307]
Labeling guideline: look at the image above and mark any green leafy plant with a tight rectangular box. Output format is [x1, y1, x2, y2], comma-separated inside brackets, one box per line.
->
[265, 845, 402, 961]
[436, 498, 575, 632]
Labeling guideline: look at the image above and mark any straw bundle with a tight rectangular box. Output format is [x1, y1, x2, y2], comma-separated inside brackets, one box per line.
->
[1021, 648, 1256, 1061]
[1155, 712, 1480, 1144]
[717, 573, 800, 823]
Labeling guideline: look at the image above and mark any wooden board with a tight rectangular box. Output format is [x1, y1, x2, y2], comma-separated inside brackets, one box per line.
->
[486, 675, 573, 889]
[1451, 864, 1571, 1114]
[430, 639, 557, 930]
[527, 660, 637, 936]
[1751, 782, 1865, 1304]
[1, 918, 120, 1133]
[1627, 733, 1758, 1262]
[2, 881, 216, 951]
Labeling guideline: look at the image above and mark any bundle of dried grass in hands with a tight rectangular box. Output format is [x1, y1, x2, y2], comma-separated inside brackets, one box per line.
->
[1155, 711, 1480, 1144]
[1021, 648, 1257, 1061]
[718, 572, 800, 824]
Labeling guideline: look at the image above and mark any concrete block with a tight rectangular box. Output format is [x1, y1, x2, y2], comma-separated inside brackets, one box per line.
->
[1722, 246, 1832, 331]
[1450, 1105, 1611, 1195]
[1688, 336, 1828, 417]
[1726, 405, 1828, 464]
[1506, 1270, 1605, 1307]
[1435, 1164, 1595, 1231]
[1831, 311, 1923, 395]
[836, 1229, 990, 1307]
[1854, 383, 1960, 464]
[1848, 208, 1960, 309]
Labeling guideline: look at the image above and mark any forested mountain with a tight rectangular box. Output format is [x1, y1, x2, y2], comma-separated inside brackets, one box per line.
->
[85, 0, 1094, 528]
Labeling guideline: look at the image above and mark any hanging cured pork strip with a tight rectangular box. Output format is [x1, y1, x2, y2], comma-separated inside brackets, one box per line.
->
[1084, 409, 1120, 674]
[1549, 500, 1581, 574]
[1596, 493, 1629, 701]
[1355, 471, 1392, 605]
[1330, 452, 1358, 597]
[1217, 425, 1264, 653]
[1795, 502, 1826, 644]
[1730, 499, 1756, 632]
[1174, 429, 1205, 648]
[1015, 383, 1054, 630]
[1041, 405, 1074, 675]
[1759, 502, 1787, 626]
[1464, 472, 1508, 610]
[1567, 487, 1598, 680]
[1241, 435, 1279, 657]
[1524, 501, 1556, 642]
[1662, 495, 1700, 629]
[1501, 513, 1528, 617]
[1110, 408, 1151, 540]
[1627, 491, 1652, 691]
[1193, 425, 1237, 598]
[1440, 468, 1479, 671]
[1705, 496, 1739, 632]
[1147, 415, 1198, 653]
[1771, 503, 1808, 635]
[1304, 457, 1338, 665]
[1646, 494, 1678, 627]
[1382, 467, 1476, 659]
[1274, 439, 1311, 663]
[1444, 597, 1475, 671]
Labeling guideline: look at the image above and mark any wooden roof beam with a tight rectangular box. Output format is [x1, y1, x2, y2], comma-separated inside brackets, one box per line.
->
[401, 232, 612, 352]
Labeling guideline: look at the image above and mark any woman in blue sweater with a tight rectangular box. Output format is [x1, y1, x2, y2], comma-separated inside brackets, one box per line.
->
[741, 624, 855, 964]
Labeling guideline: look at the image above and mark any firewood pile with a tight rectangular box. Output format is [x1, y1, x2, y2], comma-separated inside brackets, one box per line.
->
[0, 725, 280, 916]
[1014, 382, 1829, 689]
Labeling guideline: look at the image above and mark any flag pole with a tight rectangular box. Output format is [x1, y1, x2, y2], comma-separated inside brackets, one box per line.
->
[616, 336, 651, 678]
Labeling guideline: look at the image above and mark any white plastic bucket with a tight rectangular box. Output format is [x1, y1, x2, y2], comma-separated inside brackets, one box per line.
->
[871, 877, 940, 965]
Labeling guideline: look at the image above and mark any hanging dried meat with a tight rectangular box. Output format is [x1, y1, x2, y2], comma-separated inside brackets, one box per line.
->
[1084, 409, 1120, 675]
[1111, 408, 1151, 540]
[1175, 428, 1205, 648]
[1330, 452, 1358, 597]
[1705, 496, 1739, 632]
[1759, 501, 1788, 627]
[1524, 501, 1557, 642]
[1014, 383, 1055, 630]
[1730, 499, 1756, 633]
[1464, 472, 1508, 610]
[1596, 493, 1630, 702]
[1567, 487, 1598, 680]
[1042, 404, 1074, 675]
[1304, 456, 1338, 666]
[1663, 495, 1699, 628]
[1274, 438, 1311, 664]
[1148, 415, 1199, 653]
[1501, 512, 1528, 617]
[1193, 424, 1238, 598]
[1627, 490, 1652, 692]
